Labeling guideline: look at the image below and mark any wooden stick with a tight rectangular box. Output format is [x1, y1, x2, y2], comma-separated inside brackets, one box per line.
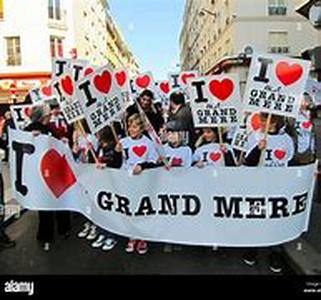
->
[218, 127, 224, 146]
[110, 123, 119, 143]
[77, 121, 98, 164]
[238, 150, 245, 166]
[259, 113, 272, 166]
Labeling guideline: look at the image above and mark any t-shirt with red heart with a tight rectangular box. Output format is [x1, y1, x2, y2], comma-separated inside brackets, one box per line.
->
[295, 111, 315, 154]
[193, 143, 235, 167]
[246, 132, 294, 167]
[120, 135, 158, 170]
[164, 144, 192, 168]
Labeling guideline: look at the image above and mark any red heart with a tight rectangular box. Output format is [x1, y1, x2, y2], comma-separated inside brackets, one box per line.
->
[274, 149, 286, 160]
[276, 61, 303, 86]
[159, 81, 170, 94]
[181, 73, 196, 85]
[251, 113, 262, 131]
[209, 79, 234, 101]
[84, 67, 94, 77]
[94, 70, 112, 94]
[136, 75, 151, 89]
[210, 152, 222, 162]
[132, 145, 147, 157]
[302, 121, 312, 129]
[24, 107, 32, 118]
[61, 75, 74, 96]
[40, 149, 77, 198]
[115, 71, 127, 87]
[171, 157, 183, 167]
[41, 86, 52, 97]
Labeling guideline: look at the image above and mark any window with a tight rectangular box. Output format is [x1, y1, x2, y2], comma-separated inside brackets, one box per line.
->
[50, 36, 64, 57]
[0, 0, 4, 19]
[6, 37, 21, 66]
[268, 31, 289, 54]
[48, 0, 61, 20]
[268, 0, 287, 16]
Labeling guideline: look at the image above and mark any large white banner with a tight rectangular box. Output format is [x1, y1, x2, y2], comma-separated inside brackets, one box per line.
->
[9, 130, 316, 247]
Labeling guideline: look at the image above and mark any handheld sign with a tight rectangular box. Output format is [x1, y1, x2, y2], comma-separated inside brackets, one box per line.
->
[129, 72, 156, 98]
[114, 68, 132, 109]
[243, 54, 311, 118]
[188, 73, 242, 128]
[76, 65, 124, 134]
[305, 77, 321, 105]
[10, 104, 35, 130]
[168, 71, 199, 101]
[155, 80, 171, 109]
[29, 83, 56, 105]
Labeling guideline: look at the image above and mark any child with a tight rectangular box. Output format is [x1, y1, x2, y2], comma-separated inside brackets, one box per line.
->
[163, 121, 192, 168]
[193, 127, 236, 168]
[116, 113, 158, 254]
[242, 112, 295, 273]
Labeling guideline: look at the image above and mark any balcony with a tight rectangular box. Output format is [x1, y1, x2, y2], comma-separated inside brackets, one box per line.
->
[268, 6, 287, 16]
[48, 10, 68, 31]
[268, 46, 290, 54]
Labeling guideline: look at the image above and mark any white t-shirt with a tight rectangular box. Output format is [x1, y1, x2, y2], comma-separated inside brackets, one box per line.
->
[295, 111, 315, 154]
[120, 135, 158, 169]
[193, 143, 235, 167]
[246, 132, 295, 167]
[164, 144, 192, 167]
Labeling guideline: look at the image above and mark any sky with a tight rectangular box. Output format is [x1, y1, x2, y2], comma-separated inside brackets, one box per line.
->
[108, 0, 185, 80]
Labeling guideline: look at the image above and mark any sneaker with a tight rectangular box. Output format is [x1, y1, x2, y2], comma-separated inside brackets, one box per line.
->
[102, 238, 117, 251]
[43, 242, 50, 252]
[77, 222, 91, 238]
[126, 239, 137, 253]
[242, 250, 257, 266]
[163, 243, 172, 253]
[136, 240, 148, 255]
[86, 225, 98, 240]
[0, 233, 16, 248]
[91, 234, 106, 248]
[269, 252, 283, 274]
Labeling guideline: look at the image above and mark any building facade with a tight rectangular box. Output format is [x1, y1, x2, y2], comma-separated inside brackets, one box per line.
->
[180, 0, 320, 75]
[0, 0, 139, 103]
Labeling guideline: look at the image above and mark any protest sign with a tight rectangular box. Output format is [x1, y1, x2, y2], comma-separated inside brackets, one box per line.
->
[76, 65, 124, 134]
[114, 69, 132, 109]
[29, 84, 56, 105]
[243, 54, 311, 118]
[129, 72, 156, 97]
[9, 129, 316, 247]
[188, 73, 242, 127]
[305, 77, 321, 105]
[10, 104, 35, 130]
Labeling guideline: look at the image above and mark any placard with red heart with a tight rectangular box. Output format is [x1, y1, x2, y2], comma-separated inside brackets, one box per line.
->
[10, 104, 36, 130]
[131, 72, 156, 96]
[75, 65, 124, 134]
[188, 73, 241, 128]
[243, 54, 311, 119]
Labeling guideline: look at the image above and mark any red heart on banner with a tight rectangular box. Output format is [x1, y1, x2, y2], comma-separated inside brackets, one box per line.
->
[61, 75, 74, 96]
[115, 71, 127, 87]
[171, 157, 183, 167]
[181, 73, 196, 85]
[136, 75, 150, 89]
[275, 61, 303, 86]
[84, 67, 95, 77]
[41, 86, 53, 97]
[94, 70, 112, 94]
[159, 81, 170, 94]
[274, 149, 286, 160]
[24, 107, 32, 118]
[209, 79, 234, 101]
[302, 121, 312, 129]
[40, 149, 77, 198]
[132, 145, 147, 157]
[251, 113, 262, 131]
[210, 152, 222, 162]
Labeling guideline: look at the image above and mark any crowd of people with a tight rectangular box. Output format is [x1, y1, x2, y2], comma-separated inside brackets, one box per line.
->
[0, 86, 317, 274]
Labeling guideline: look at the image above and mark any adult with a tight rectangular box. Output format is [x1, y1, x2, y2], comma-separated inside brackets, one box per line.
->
[167, 92, 195, 148]
[126, 89, 165, 134]
[25, 105, 71, 251]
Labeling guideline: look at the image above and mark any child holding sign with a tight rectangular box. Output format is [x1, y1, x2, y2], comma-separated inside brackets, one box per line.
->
[243, 112, 295, 273]
[193, 127, 236, 167]
[116, 113, 158, 255]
